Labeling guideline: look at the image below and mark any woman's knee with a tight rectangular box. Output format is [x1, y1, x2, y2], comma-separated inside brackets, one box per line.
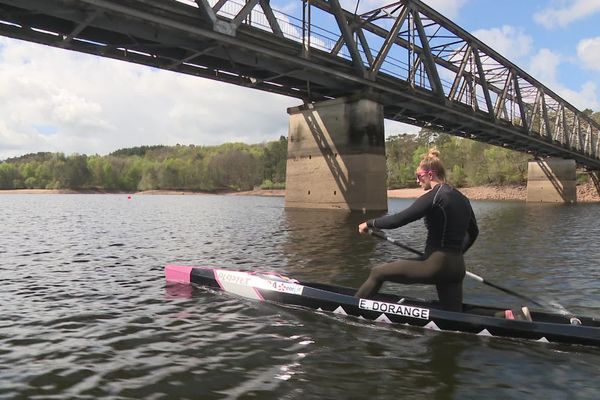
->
[370, 262, 410, 282]
[369, 265, 386, 282]
[370, 264, 400, 282]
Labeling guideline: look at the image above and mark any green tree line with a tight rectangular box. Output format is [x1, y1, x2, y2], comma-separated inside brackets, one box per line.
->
[0, 137, 288, 191]
[386, 109, 600, 188]
[2, 115, 599, 192]
[385, 131, 532, 188]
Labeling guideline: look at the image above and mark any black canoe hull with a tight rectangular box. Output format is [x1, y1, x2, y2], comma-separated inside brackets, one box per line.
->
[165, 265, 600, 347]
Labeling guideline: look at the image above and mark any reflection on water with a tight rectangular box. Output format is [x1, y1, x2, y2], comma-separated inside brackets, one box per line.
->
[466, 202, 600, 314]
[426, 334, 463, 400]
[282, 208, 381, 285]
[0, 194, 599, 399]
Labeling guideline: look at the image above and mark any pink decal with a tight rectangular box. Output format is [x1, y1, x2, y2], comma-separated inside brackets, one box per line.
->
[253, 287, 265, 301]
[165, 265, 193, 283]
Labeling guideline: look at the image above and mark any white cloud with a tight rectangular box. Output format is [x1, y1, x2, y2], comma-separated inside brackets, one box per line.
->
[0, 36, 421, 161]
[471, 26, 533, 63]
[421, 0, 467, 20]
[534, 0, 600, 29]
[556, 81, 600, 111]
[0, 37, 300, 160]
[528, 48, 600, 110]
[577, 36, 600, 71]
[529, 48, 561, 83]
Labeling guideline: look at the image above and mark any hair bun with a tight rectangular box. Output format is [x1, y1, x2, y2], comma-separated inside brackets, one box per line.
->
[422, 146, 440, 161]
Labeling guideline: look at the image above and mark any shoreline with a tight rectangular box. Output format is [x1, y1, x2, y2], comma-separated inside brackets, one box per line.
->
[1, 183, 598, 202]
[232, 183, 600, 202]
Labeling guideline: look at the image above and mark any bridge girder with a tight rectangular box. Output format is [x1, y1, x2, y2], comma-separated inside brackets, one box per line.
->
[0, 0, 599, 169]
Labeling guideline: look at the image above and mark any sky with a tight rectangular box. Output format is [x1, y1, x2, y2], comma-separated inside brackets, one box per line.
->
[1, 0, 600, 160]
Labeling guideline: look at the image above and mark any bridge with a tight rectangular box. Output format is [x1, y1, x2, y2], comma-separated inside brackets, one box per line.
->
[1, 0, 598, 208]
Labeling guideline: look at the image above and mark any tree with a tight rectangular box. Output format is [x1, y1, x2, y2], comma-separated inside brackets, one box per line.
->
[61, 154, 91, 188]
[158, 158, 186, 189]
[208, 149, 261, 191]
[0, 163, 20, 189]
[385, 134, 419, 188]
[261, 136, 287, 185]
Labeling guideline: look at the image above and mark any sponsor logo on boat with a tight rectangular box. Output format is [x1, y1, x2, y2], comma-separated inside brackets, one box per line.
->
[216, 270, 252, 287]
[359, 299, 430, 320]
[215, 270, 304, 295]
[263, 280, 304, 295]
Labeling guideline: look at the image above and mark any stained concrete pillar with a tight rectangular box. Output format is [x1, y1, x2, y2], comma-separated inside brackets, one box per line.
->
[526, 158, 577, 203]
[285, 96, 387, 211]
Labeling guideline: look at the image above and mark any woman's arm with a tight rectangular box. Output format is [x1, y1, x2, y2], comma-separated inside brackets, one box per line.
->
[367, 189, 435, 230]
[462, 208, 479, 253]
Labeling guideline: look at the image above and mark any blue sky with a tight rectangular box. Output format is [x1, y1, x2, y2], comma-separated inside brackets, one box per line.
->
[454, 0, 600, 100]
[1, 0, 599, 160]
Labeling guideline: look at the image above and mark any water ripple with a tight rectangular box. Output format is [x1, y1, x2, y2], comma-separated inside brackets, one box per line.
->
[0, 194, 599, 399]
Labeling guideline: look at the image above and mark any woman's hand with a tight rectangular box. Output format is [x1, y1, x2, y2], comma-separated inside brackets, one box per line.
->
[358, 222, 369, 234]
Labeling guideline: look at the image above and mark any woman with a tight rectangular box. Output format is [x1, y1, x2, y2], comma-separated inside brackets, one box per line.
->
[356, 148, 478, 312]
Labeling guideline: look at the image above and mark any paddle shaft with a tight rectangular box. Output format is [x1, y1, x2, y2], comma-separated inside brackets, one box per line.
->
[367, 229, 545, 308]
[369, 229, 424, 257]
[464, 271, 544, 307]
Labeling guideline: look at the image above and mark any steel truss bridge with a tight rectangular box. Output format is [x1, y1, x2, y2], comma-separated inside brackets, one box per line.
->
[1, 0, 599, 169]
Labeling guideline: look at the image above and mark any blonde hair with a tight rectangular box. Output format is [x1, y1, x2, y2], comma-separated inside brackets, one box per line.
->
[419, 147, 446, 180]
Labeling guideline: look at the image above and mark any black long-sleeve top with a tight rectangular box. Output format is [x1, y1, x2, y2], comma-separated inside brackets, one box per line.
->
[367, 183, 479, 253]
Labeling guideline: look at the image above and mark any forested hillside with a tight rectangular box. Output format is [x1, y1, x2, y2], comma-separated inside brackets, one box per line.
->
[0, 137, 287, 191]
[2, 120, 598, 191]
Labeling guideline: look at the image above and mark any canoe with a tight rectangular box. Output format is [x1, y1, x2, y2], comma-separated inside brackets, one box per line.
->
[165, 265, 600, 347]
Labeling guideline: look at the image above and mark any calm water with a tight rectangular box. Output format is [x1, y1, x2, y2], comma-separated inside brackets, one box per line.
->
[1, 194, 599, 399]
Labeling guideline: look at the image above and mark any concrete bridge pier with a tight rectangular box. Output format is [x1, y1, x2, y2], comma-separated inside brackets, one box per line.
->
[284, 96, 387, 211]
[526, 158, 577, 203]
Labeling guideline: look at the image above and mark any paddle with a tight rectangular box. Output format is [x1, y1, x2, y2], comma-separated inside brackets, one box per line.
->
[367, 228, 546, 308]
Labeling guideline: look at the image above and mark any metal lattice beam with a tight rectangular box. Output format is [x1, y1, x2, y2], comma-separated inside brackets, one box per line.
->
[0, 0, 599, 168]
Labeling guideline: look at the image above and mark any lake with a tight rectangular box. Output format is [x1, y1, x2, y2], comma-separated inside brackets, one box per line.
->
[1, 194, 599, 399]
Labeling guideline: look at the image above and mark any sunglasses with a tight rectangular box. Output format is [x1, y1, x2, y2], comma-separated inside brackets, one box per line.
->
[416, 171, 429, 180]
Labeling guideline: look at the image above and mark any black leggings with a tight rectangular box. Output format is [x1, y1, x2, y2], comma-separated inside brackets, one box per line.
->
[355, 251, 466, 312]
